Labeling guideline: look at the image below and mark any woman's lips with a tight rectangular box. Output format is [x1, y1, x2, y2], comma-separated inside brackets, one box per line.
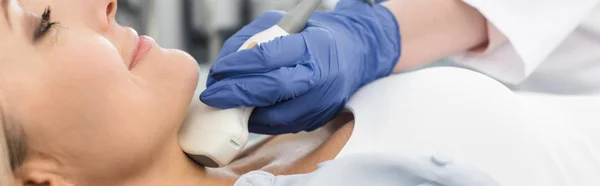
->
[130, 35, 155, 69]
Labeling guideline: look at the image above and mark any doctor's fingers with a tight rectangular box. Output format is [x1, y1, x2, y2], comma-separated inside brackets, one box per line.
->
[249, 92, 343, 134]
[216, 11, 286, 59]
[200, 64, 316, 109]
[209, 33, 308, 81]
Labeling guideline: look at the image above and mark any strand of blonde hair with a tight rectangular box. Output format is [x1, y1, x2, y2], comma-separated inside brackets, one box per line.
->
[0, 122, 14, 186]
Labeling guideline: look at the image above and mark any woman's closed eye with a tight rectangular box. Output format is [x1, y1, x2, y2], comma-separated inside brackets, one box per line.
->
[32, 6, 57, 43]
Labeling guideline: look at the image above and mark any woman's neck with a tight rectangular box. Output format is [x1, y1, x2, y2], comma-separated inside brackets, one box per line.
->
[119, 136, 238, 186]
[223, 114, 354, 176]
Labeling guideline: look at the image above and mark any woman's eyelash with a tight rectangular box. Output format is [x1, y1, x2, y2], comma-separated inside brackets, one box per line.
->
[33, 7, 57, 42]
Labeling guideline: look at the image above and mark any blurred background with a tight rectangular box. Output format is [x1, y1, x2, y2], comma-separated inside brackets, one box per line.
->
[116, 0, 341, 65]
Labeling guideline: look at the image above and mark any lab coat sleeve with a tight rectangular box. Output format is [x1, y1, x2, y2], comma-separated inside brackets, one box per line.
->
[451, 0, 600, 84]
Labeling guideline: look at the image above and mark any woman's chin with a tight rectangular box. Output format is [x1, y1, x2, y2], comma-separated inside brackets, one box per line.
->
[162, 48, 201, 91]
[165, 48, 200, 69]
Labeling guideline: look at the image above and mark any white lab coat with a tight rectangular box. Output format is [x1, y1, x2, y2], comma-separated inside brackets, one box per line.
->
[452, 0, 600, 94]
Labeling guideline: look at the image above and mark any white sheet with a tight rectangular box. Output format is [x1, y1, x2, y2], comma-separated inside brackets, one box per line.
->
[337, 67, 600, 186]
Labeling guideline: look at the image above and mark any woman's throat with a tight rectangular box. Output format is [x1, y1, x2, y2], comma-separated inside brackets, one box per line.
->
[220, 115, 355, 176]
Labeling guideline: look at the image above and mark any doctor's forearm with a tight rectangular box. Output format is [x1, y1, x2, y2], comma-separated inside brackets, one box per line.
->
[382, 0, 488, 72]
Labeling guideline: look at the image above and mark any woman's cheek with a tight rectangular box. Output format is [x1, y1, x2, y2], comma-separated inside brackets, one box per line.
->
[54, 33, 130, 80]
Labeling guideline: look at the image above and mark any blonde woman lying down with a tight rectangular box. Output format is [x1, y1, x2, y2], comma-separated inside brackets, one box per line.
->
[1, 0, 600, 185]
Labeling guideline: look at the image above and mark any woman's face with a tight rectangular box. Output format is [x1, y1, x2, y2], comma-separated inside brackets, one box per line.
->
[0, 0, 199, 182]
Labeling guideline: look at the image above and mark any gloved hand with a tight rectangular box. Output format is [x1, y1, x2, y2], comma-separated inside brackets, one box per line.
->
[200, 0, 401, 134]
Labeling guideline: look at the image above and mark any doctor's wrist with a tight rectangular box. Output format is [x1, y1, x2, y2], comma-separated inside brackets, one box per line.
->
[336, 3, 401, 85]
[383, 0, 487, 72]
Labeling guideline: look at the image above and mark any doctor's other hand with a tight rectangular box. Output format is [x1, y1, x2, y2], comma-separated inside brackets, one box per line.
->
[200, 0, 401, 135]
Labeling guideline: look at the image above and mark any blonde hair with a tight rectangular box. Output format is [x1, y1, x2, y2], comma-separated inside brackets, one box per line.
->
[0, 104, 26, 186]
[0, 118, 14, 186]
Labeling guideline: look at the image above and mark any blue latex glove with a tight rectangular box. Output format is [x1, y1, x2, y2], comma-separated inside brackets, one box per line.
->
[201, 0, 401, 134]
